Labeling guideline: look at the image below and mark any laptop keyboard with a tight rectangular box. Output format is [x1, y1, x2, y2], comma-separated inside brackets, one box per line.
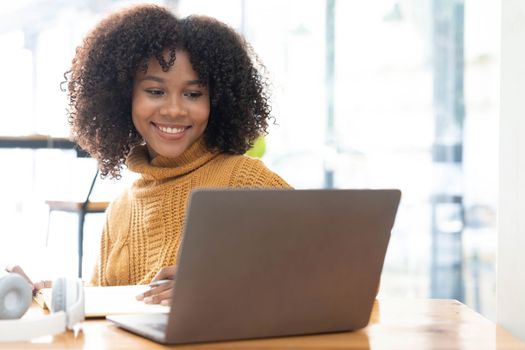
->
[145, 323, 166, 332]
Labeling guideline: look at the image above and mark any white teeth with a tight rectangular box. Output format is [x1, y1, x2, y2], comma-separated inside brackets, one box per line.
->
[158, 125, 185, 134]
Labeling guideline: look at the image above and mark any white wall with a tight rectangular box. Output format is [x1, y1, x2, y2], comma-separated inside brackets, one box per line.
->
[498, 0, 525, 341]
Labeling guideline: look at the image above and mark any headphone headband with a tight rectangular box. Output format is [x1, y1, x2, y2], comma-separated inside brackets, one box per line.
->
[0, 311, 67, 342]
[0, 275, 85, 342]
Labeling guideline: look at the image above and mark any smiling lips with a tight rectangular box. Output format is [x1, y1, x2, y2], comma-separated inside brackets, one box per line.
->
[154, 123, 189, 136]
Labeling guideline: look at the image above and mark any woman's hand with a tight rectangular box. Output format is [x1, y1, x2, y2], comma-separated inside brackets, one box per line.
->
[5, 265, 52, 294]
[135, 265, 176, 306]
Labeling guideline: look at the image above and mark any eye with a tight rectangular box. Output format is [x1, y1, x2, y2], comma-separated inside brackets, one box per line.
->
[145, 89, 164, 96]
[184, 91, 203, 99]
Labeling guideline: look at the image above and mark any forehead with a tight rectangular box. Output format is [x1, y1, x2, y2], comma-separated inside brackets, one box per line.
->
[137, 50, 198, 79]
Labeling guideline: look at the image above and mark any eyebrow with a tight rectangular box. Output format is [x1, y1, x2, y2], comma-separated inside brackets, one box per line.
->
[140, 75, 206, 86]
[140, 75, 165, 83]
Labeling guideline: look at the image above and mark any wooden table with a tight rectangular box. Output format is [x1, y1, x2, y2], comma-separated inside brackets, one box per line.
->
[0, 134, 87, 156]
[7, 298, 525, 349]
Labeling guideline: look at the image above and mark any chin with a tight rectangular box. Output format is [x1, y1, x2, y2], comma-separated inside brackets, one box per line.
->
[158, 145, 188, 158]
[158, 150, 184, 158]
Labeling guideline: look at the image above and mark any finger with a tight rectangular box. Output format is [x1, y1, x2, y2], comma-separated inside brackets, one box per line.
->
[142, 284, 173, 304]
[151, 266, 177, 282]
[144, 288, 173, 305]
[136, 282, 173, 301]
[33, 280, 53, 291]
[136, 288, 152, 301]
[5, 265, 34, 287]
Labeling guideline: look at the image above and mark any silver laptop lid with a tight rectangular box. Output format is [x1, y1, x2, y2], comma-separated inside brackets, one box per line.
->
[165, 189, 401, 344]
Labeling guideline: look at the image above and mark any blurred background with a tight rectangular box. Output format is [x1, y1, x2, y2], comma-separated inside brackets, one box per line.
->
[0, 0, 499, 320]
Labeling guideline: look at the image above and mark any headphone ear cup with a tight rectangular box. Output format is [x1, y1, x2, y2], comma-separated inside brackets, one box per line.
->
[0, 273, 32, 320]
[50, 277, 84, 330]
[51, 277, 67, 313]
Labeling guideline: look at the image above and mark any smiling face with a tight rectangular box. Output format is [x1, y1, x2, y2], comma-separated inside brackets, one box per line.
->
[131, 50, 210, 159]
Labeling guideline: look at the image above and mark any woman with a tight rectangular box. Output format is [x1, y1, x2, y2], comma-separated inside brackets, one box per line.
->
[9, 4, 291, 306]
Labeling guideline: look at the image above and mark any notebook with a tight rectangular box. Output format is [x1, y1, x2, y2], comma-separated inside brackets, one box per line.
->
[107, 188, 401, 344]
[34, 285, 169, 317]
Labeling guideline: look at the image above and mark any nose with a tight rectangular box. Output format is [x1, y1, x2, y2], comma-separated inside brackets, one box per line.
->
[159, 95, 187, 118]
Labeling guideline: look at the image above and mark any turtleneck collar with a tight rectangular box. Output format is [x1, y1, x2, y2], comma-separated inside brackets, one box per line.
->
[126, 137, 219, 181]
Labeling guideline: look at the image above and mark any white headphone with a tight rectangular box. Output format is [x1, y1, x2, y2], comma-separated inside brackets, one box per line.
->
[0, 272, 85, 342]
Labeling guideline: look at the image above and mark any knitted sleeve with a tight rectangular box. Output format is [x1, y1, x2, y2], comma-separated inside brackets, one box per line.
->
[88, 260, 99, 286]
[88, 216, 111, 286]
[230, 156, 292, 189]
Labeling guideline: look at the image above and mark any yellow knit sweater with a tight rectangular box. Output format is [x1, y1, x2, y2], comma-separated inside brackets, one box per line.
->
[90, 138, 291, 286]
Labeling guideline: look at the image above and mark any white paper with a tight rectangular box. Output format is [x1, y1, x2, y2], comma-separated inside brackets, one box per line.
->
[34, 285, 169, 318]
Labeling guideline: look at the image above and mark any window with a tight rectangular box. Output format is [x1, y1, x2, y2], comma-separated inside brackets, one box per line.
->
[0, 0, 499, 319]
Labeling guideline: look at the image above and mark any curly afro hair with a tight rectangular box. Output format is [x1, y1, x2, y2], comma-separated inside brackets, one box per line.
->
[66, 5, 273, 179]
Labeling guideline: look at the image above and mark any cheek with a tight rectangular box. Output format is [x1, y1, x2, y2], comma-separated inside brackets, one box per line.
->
[196, 101, 211, 126]
[130, 105, 140, 129]
[131, 99, 150, 135]
[130, 94, 140, 119]
[131, 96, 152, 121]
[197, 110, 210, 128]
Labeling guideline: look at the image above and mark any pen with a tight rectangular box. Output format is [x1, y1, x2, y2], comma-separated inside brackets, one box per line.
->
[148, 279, 172, 287]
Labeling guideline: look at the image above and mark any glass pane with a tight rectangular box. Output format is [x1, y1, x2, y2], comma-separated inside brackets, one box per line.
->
[0, 0, 499, 319]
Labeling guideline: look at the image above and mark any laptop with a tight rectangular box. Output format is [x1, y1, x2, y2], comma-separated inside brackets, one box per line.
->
[107, 188, 401, 344]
